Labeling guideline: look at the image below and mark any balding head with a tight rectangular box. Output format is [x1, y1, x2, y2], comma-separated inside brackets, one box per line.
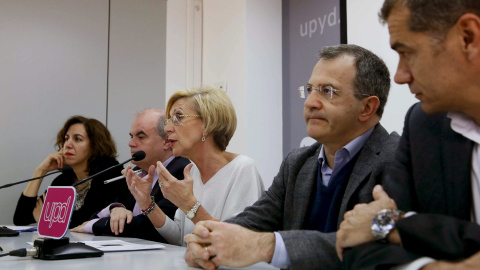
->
[128, 109, 172, 170]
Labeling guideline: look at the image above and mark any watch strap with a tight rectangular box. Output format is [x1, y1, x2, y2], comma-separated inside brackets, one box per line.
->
[187, 201, 201, 220]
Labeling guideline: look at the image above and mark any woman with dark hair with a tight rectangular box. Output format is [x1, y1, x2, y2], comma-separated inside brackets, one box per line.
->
[13, 116, 129, 228]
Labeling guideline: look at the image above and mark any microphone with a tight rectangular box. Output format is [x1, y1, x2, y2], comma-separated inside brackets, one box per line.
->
[0, 166, 73, 190]
[73, 151, 146, 187]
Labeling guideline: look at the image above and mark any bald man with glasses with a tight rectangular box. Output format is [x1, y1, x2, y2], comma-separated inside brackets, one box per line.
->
[183, 44, 400, 270]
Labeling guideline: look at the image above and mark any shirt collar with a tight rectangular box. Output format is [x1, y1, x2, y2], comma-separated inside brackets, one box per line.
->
[318, 127, 374, 167]
[163, 155, 175, 168]
[448, 112, 480, 144]
[138, 156, 175, 179]
[138, 168, 158, 180]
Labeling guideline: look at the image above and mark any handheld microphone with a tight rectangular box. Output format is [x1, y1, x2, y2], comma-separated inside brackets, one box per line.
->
[0, 166, 73, 190]
[73, 151, 146, 187]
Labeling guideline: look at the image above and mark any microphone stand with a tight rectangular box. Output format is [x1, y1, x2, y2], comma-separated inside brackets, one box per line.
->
[72, 162, 127, 187]
[31, 237, 103, 260]
[0, 169, 64, 190]
[72, 151, 145, 187]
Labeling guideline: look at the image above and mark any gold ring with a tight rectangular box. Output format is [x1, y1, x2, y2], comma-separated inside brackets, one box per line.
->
[205, 246, 208, 252]
[159, 181, 163, 188]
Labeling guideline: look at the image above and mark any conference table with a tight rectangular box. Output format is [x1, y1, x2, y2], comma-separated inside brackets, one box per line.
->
[0, 230, 278, 270]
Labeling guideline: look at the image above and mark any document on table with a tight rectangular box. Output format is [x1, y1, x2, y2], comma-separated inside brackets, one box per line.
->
[5, 225, 37, 232]
[79, 240, 165, 252]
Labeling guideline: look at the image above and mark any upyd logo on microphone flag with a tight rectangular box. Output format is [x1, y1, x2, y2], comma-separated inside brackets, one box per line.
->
[38, 187, 76, 239]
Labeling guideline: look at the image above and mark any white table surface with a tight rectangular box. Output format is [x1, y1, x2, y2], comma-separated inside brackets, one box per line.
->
[0, 230, 278, 270]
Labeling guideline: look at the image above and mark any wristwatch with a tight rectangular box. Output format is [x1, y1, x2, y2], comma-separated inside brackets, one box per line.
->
[186, 201, 201, 220]
[371, 209, 404, 241]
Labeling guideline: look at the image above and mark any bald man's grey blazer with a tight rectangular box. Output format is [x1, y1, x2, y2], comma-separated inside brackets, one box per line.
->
[227, 123, 400, 270]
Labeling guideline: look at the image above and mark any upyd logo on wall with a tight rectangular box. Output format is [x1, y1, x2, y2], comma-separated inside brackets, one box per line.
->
[283, 0, 341, 154]
[300, 7, 339, 38]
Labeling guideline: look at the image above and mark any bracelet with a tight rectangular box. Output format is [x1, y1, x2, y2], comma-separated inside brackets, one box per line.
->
[141, 196, 156, 216]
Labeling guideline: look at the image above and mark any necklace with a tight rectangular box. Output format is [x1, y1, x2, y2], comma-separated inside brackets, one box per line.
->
[74, 180, 91, 210]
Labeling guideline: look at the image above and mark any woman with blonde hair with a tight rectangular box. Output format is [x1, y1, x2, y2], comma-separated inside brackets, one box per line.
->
[125, 87, 264, 246]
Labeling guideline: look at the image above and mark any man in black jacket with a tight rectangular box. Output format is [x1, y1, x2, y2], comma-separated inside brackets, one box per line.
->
[336, 1, 480, 269]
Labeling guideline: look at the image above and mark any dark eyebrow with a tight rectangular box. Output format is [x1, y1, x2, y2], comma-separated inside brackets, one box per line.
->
[129, 131, 147, 137]
[308, 83, 335, 88]
[66, 133, 84, 138]
[135, 131, 147, 137]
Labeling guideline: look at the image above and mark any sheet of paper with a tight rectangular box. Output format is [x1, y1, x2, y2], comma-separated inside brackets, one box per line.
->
[6, 225, 37, 232]
[79, 240, 165, 252]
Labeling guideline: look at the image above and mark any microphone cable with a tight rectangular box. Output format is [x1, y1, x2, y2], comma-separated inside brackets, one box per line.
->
[0, 248, 37, 258]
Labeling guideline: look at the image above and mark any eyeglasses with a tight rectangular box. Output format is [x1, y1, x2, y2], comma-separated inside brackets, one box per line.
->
[164, 113, 201, 126]
[298, 85, 370, 100]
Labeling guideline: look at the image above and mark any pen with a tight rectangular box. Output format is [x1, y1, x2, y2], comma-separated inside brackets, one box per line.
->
[104, 169, 142, 184]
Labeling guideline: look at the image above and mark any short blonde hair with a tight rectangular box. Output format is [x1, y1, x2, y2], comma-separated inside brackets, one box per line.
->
[166, 87, 237, 151]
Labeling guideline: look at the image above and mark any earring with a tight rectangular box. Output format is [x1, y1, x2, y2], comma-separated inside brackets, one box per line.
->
[202, 134, 206, 142]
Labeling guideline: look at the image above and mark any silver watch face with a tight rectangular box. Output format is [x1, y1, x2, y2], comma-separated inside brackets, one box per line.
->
[371, 210, 396, 240]
[375, 212, 395, 227]
[186, 201, 200, 220]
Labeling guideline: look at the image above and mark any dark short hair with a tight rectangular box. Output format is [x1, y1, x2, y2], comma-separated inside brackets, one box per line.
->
[55, 115, 117, 173]
[379, 0, 480, 39]
[318, 44, 391, 117]
[156, 113, 168, 138]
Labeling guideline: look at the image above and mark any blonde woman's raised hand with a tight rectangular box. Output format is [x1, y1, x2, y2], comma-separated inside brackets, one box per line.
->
[157, 162, 195, 211]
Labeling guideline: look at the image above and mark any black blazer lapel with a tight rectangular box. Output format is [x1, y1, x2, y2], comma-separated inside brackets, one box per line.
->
[441, 118, 474, 219]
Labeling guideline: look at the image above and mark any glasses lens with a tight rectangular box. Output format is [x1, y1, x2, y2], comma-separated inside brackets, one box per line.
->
[306, 85, 313, 95]
[174, 114, 185, 125]
[319, 86, 334, 99]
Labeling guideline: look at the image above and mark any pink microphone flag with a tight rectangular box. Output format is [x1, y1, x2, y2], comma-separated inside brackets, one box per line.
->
[38, 186, 76, 239]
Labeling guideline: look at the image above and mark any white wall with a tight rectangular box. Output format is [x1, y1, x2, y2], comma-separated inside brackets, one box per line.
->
[0, 0, 168, 225]
[203, 0, 248, 154]
[165, 0, 203, 98]
[246, 0, 283, 188]
[0, 0, 110, 225]
[201, 0, 283, 188]
[166, 0, 189, 98]
[347, 0, 417, 135]
[108, 0, 168, 163]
